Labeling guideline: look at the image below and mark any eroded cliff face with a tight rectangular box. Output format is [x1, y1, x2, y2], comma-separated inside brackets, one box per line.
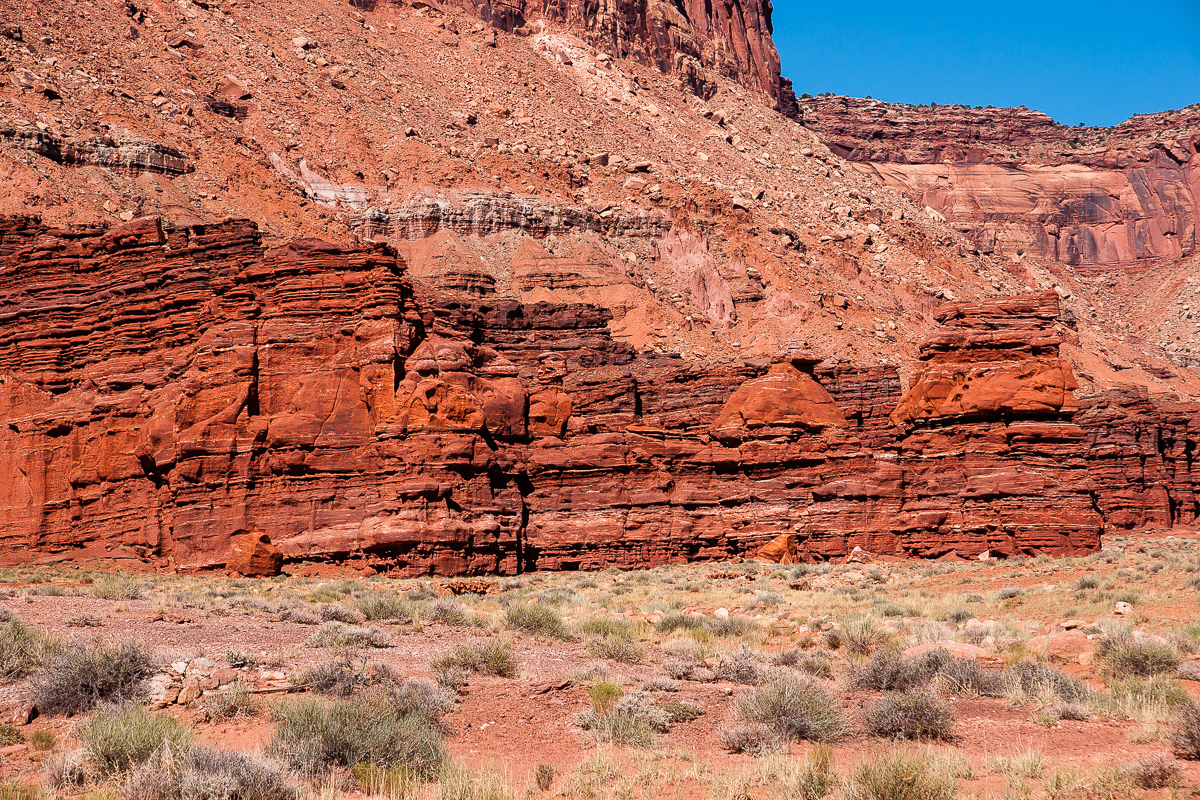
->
[4, 216, 1197, 574]
[798, 97, 1200, 266]
[446, 0, 797, 115]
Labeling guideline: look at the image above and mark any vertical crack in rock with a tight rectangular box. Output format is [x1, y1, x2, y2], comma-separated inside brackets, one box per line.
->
[1, 217, 1198, 574]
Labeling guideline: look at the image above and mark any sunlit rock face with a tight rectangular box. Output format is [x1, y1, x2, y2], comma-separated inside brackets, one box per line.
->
[4, 219, 1200, 575]
[799, 97, 1200, 266]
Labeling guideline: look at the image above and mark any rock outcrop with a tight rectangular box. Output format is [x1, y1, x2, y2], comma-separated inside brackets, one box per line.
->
[447, 0, 797, 115]
[0, 125, 193, 176]
[798, 97, 1200, 266]
[885, 293, 1098, 557]
[358, 192, 672, 240]
[1, 217, 1198, 575]
[1078, 387, 1200, 531]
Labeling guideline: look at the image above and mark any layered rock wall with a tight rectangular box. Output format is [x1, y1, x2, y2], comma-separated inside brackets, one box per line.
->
[887, 294, 1097, 557]
[798, 97, 1200, 266]
[445, 0, 797, 115]
[0, 125, 193, 176]
[2, 218, 1198, 574]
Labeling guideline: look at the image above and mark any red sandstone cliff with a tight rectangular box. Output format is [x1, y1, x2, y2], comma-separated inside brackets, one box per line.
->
[5, 215, 1196, 575]
[798, 97, 1200, 267]
[5, 0, 1200, 575]
[4, 0, 1197, 404]
[444, 0, 797, 115]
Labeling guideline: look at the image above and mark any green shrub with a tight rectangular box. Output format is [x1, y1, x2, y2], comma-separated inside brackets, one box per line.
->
[431, 640, 518, 679]
[406, 586, 438, 602]
[707, 616, 755, 638]
[734, 673, 845, 743]
[772, 649, 835, 679]
[0, 781, 41, 800]
[1172, 700, 1200, 759]
[304, 621, 390, 649]
[575, 691, 667, 747]
[789, 744, 837, 800]
[0, 618, 58, 681]
[863, 691, 956, 741]
[535, 763, 555, 792]
[587, 682, 622, 713]
[33, 638, 157, 715]
[505, 605, 567, 639]
[1004, 662, 1089, 704]
[1095, 631, 1184, 677]
[539, 587, 577, 606]
[578, 617, 638, 639]
[353, 593, 414, 622]
[124, 743, 296, 800]
[660, 701, 703, 723]
[90, 574, 144, 601]
[349, 763, 418, 797]
[268, 693, 445, 778]
[29, 729, 54, 752]
[719, 723, 780, 755]
[432, 664, 468, 692]
[421, 598, 470, 626]
[587, 635, 643, 664]
[206, 683, 261, 719]
[845, 620, 886, 655]
[846, 749, 957, 800]
[79, 703, 193, 775]
[438, 762, 518, 800]
[656, 614, 706, 634]
[389, 679, 458, 727]
[0, 724, 22, 746]
[1109, 675, 1191, 716]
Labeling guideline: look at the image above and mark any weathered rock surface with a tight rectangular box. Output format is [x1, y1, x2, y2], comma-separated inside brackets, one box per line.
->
[798, 97, 1200, 266]
[1077, 387, 1200, 531]
[358, 192, 672, 239]
[448, 0, 797, 115]
[1, 217, 1198, 575]
[891, 293, 1079, 426]
[0, 124, 193, 175]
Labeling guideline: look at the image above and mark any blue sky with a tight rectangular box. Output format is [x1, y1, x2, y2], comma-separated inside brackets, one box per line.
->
[772, 1, 1200, 127]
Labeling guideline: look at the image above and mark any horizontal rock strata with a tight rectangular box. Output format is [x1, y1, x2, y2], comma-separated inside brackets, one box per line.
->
[798, 97, 1200, 266]
[1, 125, 193, 175]
[1, 217, 1197, 574]
[358, 193, 673, 240]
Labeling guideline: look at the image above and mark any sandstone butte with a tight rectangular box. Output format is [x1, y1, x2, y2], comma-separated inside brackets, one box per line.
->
[2, 0, 1200, 576]
[1, 214, 1197, 577]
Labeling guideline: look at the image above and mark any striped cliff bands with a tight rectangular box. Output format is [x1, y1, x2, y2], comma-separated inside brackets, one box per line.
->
[2, 216, 1198, 575]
